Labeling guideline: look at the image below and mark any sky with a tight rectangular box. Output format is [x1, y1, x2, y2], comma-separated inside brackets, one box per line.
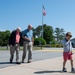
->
[0, 0, 75, 38]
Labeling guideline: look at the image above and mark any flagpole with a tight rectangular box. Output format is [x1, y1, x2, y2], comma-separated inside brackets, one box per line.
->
[41, 4, 44, 49]
[42, 5, 43, 38]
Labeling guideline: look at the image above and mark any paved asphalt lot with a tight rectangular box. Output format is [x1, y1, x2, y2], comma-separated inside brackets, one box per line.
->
[0, 49, 63, 69]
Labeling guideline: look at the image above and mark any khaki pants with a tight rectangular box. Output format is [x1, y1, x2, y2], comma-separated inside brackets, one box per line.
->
[10, 44, 20, 62]
[22, 41, 33, 61]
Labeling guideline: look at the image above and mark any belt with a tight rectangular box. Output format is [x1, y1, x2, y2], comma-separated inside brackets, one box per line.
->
[15, 43, 19, 44]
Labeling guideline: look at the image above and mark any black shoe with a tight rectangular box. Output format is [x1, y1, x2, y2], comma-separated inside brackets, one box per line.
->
[22, 61, 24, 63]
[62, 68, 67, 72]
[27, 60, 31, 63]
[10, 60, 12, 63]
[71, 68, 75, 72]
[16, 62, 21, 64]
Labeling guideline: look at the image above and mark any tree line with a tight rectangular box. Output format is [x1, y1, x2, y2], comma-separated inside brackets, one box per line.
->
[33, 24, 65, 45]
[0, 30, 10, 46]
[0, 24, 65, 46]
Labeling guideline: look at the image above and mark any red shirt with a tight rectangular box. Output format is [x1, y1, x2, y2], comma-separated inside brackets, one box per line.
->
[16, 32, 20, 43]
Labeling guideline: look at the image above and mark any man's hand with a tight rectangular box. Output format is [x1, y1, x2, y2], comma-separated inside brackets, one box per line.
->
[23, 36, 30, 42]
[32, 37, 34, 45]
[32, 42, 34, 46]
[10, 45, 12, 47]
[25, 38, 30, 42]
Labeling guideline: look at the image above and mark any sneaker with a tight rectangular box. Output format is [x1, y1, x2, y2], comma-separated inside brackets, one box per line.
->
[62, 68, 67, 72]
[16, 62, 21, 64]
[16, 60, 21, 64]
[71, 68, 75, 72]
[27, 60, 31, 63]
[10, 60, 12, 63]
[22, 60, 24, 63]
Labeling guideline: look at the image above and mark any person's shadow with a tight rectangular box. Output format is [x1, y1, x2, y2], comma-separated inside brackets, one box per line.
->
[34, 70, 75, 74]
[0, 62, 16, 64]
[34, 70, 64, 74]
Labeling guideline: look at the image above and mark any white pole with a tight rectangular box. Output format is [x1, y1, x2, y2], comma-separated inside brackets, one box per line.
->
[42, 7, 43, 38]
[41, 4, 44, 49]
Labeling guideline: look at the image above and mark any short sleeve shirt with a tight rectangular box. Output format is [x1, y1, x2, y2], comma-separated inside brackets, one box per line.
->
[62, 38, 73, 52]
[22, 29, 33, 42]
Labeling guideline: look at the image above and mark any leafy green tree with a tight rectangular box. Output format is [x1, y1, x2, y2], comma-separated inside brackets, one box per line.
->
[43, 24, 54, 44]
[34, 37, 46, 45]
[33, 25, 42, 38]
[54, 28, 65, 43]
[0, 31, 5, 45]
[4, 30, 10, 45]
[34, 24, 54, 44]
[0, 39, 3, 45]
[0, 30, 10, 46]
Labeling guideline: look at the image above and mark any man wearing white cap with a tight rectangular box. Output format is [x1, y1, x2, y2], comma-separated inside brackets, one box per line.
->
[22, 24, 34, 63]
[9, 27, 22, 64]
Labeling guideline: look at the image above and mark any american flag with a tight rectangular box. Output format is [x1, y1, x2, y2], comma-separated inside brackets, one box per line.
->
[43, 6, 46, 16]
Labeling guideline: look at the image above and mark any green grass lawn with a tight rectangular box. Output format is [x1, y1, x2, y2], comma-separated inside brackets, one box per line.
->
[20, 46, 41, 50]
[0, 47, 8, 50]
[0, 46, 42, 50]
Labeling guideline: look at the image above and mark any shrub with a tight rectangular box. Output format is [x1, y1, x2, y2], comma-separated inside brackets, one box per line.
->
[34, 37, 46, 45]
[50, 44, 63, 48]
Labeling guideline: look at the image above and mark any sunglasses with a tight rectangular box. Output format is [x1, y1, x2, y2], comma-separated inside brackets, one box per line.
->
[68, 35, 72, 37]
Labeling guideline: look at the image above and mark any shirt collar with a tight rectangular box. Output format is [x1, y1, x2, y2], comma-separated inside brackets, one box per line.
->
[65, 38, 68, 41]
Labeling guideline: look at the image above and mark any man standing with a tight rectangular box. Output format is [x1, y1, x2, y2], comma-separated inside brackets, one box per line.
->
[22, 24, 34, 63]
[9, 27, 22, 64]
